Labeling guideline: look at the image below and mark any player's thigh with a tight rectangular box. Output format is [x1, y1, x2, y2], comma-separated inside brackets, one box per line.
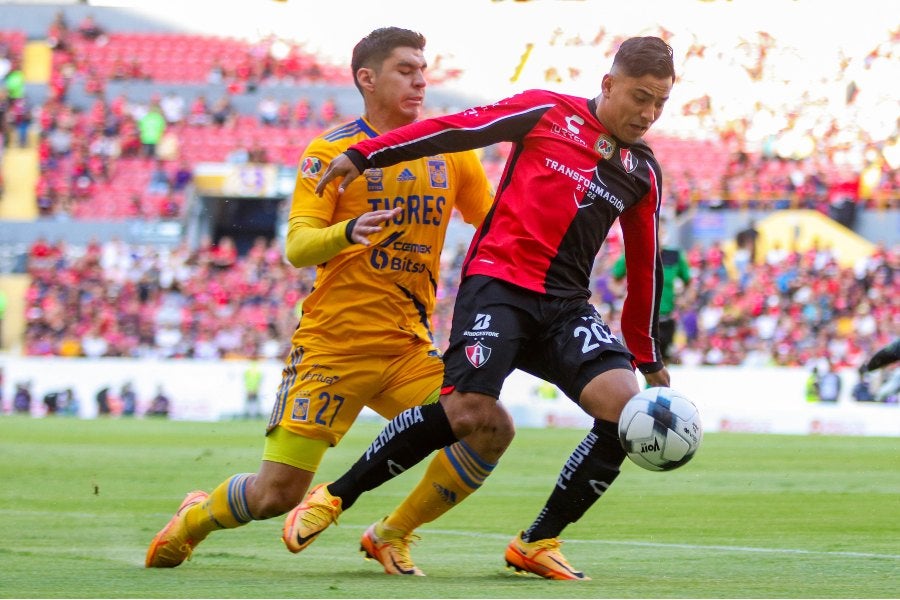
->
[578, 368, 642, 422]
[520, 300, 636, 409]
[267, 349, 385, 448]
[370, 347, 445, 419]
[442, 275, 537, 398]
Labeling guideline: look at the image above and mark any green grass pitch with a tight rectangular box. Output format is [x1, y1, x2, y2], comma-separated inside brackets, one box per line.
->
[1, 415, 898, 598]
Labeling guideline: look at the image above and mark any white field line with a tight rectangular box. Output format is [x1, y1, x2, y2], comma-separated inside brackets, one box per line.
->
[419, 527, 900, 561]
[3, 510, 898, 561]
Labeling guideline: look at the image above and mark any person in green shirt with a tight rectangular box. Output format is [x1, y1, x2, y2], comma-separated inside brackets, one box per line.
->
[4, 62, 25, 100]
[805, 367, 820, 403]
[4, 61, 29, 148]
[138, 103, 167, 158]
[612, 218, 691, 362]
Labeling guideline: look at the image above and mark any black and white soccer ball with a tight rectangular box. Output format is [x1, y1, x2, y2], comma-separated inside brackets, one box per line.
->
[618, 386, 702, 471]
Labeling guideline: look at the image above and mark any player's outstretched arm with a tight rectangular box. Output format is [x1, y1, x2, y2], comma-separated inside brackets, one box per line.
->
[315, 153, 361, 196]
[285, 207, 402, 267]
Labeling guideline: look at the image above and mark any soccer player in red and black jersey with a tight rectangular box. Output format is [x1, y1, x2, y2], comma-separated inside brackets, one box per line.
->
[289, 36, 677, 580]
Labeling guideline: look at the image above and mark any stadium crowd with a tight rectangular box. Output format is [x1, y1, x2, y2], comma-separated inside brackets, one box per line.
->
[1, 12, 897, 220]
[21, 230, 898, 373]
[23, 234, 311, 361]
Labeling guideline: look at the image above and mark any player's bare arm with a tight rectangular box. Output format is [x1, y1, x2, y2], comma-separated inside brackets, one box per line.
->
[315, 153, 361, 196]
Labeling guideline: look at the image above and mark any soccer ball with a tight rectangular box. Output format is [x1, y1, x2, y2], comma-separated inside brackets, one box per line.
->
[618, 387, 702, 471]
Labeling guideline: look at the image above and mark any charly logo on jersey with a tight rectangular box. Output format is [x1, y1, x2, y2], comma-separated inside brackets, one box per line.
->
[550, 114, 587, 146]
[427, 158, 448, 189]
[594, 134, 616, 160]
[565, 114, 584, 135]
[300, 156, 322, 179]
[397, 168, 416, 182]
[366, 168, 384, 192]
[620, 148, 637, 173]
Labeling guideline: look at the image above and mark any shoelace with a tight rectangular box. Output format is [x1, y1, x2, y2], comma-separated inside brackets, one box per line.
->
[531, 537, 562, 552]
[383, 534, 421, 569]
[299, 501, 340, 530]
[177, 542, 195, 562]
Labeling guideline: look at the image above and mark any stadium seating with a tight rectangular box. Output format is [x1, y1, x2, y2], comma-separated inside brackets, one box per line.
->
[11, 9, 897, 221]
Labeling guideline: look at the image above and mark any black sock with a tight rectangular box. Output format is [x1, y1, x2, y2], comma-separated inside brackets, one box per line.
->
[328, 402, 458, 510]
[522, 419, 625, 542]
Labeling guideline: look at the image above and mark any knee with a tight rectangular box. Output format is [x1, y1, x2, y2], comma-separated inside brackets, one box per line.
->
[442, 392, 503, 438]
[488, 402, 516, 448]
[455, 401, 516, 462]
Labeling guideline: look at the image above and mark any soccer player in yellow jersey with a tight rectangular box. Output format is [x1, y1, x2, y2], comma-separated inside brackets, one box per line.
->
[145, 27, 514, 575]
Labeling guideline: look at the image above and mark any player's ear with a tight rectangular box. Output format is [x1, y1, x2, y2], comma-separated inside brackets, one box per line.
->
[357, 67, 376, 91]
[601, 73, 613, 99]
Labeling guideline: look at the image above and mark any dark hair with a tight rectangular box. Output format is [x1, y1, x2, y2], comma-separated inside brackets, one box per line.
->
[350, 27, 427, 93]
[612, 36, 675, 81]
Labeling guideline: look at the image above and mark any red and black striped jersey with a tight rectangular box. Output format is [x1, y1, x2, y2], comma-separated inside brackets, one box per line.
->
[348, 89, 665, 370]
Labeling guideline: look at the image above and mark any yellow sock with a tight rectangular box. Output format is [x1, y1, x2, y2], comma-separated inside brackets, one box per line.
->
[185, 473, 256, 539]
[383, 441, 495, 534]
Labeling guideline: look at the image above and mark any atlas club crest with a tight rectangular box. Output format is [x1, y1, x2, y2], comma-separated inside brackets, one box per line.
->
[465, 342, 491, 368]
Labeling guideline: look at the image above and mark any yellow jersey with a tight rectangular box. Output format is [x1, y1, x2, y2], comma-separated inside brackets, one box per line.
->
[289, 117, 493, 355]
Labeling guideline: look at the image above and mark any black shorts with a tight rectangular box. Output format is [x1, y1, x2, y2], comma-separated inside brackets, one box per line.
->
[442, 275, 635, 404]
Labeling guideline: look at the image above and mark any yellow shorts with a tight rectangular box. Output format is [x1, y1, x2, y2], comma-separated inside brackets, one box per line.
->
[263, 345, 443, 471]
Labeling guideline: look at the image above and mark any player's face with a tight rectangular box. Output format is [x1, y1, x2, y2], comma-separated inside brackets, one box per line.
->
[371, 46, 427, 125]
[599, 71, 672, 144]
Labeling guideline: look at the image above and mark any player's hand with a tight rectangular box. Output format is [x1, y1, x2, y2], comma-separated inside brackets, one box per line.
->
[315, 153, 361, 196]
[643, 366, 670, 387]
[349, 207, 403, 246]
